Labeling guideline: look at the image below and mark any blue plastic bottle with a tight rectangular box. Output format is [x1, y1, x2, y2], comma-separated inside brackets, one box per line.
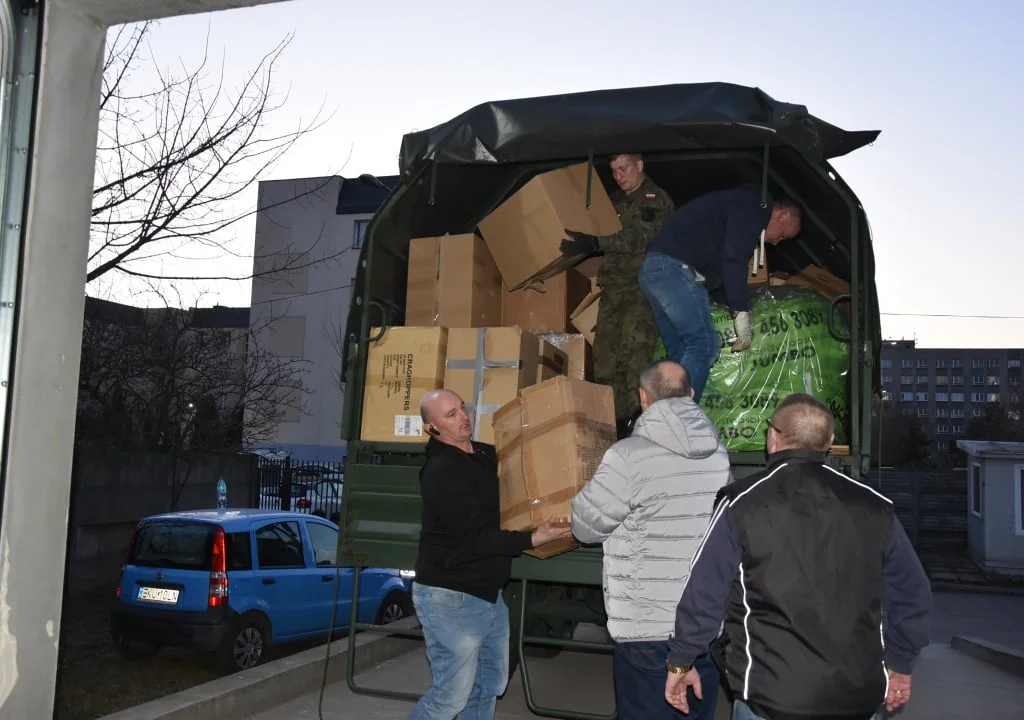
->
[216, 477, 227, 509]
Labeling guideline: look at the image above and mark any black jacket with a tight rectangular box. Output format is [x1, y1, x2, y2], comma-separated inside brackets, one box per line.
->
[646, 183, 772, 312]
[667, 449, 932, 720]
[413, 438, 533, 603]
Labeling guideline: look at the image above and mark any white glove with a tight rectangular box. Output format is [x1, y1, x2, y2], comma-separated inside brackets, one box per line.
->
[732, 311, 752, 352]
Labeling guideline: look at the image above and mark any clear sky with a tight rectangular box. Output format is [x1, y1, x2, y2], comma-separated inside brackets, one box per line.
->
[109, 0, 1023, 348]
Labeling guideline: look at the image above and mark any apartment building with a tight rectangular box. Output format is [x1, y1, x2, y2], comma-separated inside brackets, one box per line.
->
[246, 174, 397, 462]
[880, 339, 1024, 459]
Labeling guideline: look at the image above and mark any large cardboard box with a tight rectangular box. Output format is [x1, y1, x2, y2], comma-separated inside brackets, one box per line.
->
[361, 327, 448, 443]
[493, 376, 616, 558]
[406, 234, 503, 327]
[443, 327, 540, 445]
[536, 338, 569, 385]
[538, 333, 592, 381]
[569, 290, 601, 345]
[478, 163, 622, 290]
[783, 264, 850, 300]
[502, 269, 591, 335]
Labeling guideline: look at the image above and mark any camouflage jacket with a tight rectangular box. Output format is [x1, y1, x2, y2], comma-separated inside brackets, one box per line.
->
[597, 176, 674, 289]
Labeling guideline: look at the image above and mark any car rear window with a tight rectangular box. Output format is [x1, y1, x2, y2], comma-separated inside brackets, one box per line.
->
[131, 521, 213, 569]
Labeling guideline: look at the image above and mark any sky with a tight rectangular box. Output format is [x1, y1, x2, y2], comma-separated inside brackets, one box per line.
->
[99, 0, 1024, 348]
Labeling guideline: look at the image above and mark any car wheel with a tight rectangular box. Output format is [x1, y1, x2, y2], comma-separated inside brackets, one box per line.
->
[374, 590, 413, 625]
[217, 613, 270, 673]
[111, 633, 160, 661]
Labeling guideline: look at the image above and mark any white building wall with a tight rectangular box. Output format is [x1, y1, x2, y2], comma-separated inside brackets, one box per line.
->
[247, 176, 369, 462]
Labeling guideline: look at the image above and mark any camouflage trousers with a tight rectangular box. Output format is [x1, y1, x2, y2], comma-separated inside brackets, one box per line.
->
[592, 285, 658, 420]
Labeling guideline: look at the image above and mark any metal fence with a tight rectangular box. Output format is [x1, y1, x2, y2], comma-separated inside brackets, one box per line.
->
[254, 457, 345, 523]
[873, 468, 967, 550]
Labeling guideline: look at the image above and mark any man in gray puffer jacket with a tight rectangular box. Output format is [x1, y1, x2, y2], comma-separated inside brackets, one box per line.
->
[571, 360, 732, 720]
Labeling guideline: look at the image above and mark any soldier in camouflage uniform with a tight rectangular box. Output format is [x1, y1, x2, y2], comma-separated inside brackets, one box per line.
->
[560, 153, 674, 438]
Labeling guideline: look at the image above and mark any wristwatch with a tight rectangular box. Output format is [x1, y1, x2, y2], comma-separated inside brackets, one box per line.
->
[666, 661, 693, 675]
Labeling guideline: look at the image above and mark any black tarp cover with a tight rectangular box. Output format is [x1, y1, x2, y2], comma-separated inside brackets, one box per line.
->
[399, 82, 879, 175]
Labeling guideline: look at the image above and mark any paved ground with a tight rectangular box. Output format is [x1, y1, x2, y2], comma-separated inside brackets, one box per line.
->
[250, 592, 1024, 719]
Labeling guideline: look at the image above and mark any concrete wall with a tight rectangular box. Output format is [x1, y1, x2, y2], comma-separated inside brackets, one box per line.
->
[66, 448, 258, 595]
[248, 176, 364, 462]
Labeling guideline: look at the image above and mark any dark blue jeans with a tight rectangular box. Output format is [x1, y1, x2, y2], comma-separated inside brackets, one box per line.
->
[638, 252, 721, 402]
[613, 640, 719, 720]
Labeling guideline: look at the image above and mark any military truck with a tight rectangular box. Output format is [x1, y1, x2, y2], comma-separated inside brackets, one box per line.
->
[336, 82, 882, 718]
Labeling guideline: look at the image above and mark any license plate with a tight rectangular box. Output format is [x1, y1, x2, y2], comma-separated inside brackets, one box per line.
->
[137, 586, 179, 604]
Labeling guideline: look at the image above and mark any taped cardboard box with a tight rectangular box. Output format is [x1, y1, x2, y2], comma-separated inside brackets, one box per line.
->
[361, 327, 448, 443]
[493, 376, 616, 558]
[478, 163, 622, 290]
[502, 269, 591, 335]
[536, 339, 569, 385]
[444, 327, 541, 446]
[406, 234, 502, 327]
[538, 333, 592, 381]
[569, 290, 601, 346]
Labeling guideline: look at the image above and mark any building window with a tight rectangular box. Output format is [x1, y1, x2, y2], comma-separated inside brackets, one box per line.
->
[1010, 410, 1022, 422]
[916, 408, 929, 418]
[916, 359, 928, 368]
[987, 376, 1000, 387]
[935, 375, 949, 386]
[1016, 466, 1024, 536]
[936, 425, 949, 434]
[937, 440, 949, 451]
[971, 393, 986, 403]
[952, 360, 963, 368]
[935, 392, 949, 402]
[951, 408, 964, 418]
[952, 423, 964, 434]
[881, 389, 892, 401]
[987, 393, 1000, 403]
[971, 464, 981, 518]
[1009, 360, 1021, 369]
[971, 375, 985, 386]
[952, 376, 964, 386]
[989, 359, 1000, 369]
[882, 375, 892, 385]
[899, 392, 914, 402]
[915, 392, 928, 402]
[353, 219, 370, 250]
[936, 408, 949, 418]
[881, 359, 892, 368]
[972, 409, 985, 418]
[973, 359, 985, 369]
[1011, 394, 1021, 404]
[917, 375, 929, 385]
[951, 393, 965, 402]
[901, 407, 915, 416]
[936, 360, 948, 369]
[901, 359, 914, 369]
[900, 376, 914, 385]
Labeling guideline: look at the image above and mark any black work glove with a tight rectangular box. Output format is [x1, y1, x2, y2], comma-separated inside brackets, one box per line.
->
[559, 228, 599, 256]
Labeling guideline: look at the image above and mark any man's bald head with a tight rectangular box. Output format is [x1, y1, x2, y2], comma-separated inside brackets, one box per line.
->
[768, 393, 834, 453]
[420, 389, 473, 446]
[638, 360, 693, 410]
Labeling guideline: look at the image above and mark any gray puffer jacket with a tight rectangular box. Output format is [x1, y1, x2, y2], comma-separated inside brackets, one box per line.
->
[571, 396, 731, 642]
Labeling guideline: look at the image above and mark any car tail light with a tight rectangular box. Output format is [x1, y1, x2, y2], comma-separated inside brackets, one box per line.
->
[116, 523, 140, 599]
[208, 526, 228, 608]
[296, 498, 311, 509]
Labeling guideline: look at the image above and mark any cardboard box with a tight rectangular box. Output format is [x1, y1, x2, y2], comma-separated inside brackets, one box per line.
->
[443, 327, 540, 445]
[361, 327, 448, 443]
[502, 269, 591, 335]
[783, 265, 850, 300]
[536, 338, 569, 385]
[538, 333, 591, 381]
[569, 290, 601, 345]
[574, 256, 603, 292]
[478, 163, 622, 290]
[406, 234, 503, 327]
[493, 376, 617, 558]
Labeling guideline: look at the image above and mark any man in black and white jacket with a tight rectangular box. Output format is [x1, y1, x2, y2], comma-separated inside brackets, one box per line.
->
[663, 393, 933, 720]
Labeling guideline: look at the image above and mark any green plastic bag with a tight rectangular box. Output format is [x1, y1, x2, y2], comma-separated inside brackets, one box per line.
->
[653, 286, 850, 451]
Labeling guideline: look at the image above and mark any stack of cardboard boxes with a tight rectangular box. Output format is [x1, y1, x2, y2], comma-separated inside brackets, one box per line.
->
[359, 163, 622, 557]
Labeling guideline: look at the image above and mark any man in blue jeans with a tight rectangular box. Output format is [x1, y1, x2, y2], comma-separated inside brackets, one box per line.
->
[571, 361, 733, 720]
[638, 184, 802, 401]
[409, 388, 572, 720]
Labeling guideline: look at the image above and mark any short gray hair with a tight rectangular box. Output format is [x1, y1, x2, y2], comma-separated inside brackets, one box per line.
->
[639, 360, 692, 403]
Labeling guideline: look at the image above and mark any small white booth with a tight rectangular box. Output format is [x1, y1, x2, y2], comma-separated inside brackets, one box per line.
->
[957, 440, 1024, 577]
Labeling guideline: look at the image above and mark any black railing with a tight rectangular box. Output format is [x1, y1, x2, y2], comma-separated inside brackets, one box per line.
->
[254, 457, 345, 523]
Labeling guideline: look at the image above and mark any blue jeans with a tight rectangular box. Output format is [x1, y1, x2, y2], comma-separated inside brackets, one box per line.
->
[732, 700, 883, 720]
[638, 252, 721, 402]
[612, 640, 719, 720]
[409, 583, 509, 720]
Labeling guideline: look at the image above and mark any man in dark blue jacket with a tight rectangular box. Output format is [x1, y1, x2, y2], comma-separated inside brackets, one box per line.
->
[638, 184, 802, 401]
[662, 393, 932, 720]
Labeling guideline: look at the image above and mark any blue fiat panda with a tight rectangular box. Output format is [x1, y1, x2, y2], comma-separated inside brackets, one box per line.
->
[111, 509, 412, 672]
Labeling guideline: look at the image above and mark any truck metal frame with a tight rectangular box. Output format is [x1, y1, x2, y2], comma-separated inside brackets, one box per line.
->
[336, 85, 882, 718]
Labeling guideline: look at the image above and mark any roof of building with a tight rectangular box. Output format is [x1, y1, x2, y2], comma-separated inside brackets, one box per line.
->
[335, 174, 400, 215]
[83, 296, 249, 329]
[956, 440, 1024, 458]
